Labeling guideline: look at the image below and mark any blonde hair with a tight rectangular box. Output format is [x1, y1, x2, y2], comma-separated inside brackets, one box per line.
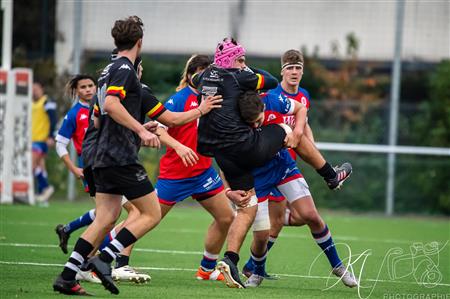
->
[176, 54, 211, 91]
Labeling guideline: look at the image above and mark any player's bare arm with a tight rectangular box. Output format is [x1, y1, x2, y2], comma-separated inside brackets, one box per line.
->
[157, 95, 222, 127]
[156, 126, 199, 167]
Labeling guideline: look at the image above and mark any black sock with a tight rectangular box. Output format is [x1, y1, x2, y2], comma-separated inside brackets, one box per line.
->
[61, 238, 94, 281]
[100, 228, 137, 264]
[316, 162, 336, 180]
[115, 254, 130, 269]
[224, 251, 240, 265]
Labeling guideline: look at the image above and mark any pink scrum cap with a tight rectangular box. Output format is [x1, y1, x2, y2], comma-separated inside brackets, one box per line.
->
[213, 38, 246, 69]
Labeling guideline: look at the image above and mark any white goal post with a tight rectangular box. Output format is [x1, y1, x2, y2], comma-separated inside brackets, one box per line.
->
[0, 68, 34, 204]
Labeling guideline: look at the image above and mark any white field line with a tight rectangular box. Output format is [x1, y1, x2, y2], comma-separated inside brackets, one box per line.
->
[2, 221, 447, 245]
[0, 242, 202, 255]
[0, 260, 449, 287]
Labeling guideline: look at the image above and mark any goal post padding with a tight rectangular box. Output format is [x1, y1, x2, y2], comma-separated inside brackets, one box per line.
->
[0, 68, 34, 204]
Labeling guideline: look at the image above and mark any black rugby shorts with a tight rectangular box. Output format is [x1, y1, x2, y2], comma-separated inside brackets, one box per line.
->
[214, 124, 286, 191]
[94, 164, 154, 200]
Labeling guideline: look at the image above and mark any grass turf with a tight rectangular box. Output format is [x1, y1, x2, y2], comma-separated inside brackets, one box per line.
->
[0, 200, 449, 298]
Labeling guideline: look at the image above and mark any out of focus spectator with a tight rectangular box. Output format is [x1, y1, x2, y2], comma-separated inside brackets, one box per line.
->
[32, 80, 57, 205]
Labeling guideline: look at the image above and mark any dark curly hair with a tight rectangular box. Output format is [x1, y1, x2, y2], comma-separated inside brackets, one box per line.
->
[111, 16, 144, 51]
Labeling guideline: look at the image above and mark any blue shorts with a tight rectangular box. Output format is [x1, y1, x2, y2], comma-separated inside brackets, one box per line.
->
[32, 142, 48, 155]
[156, 167, 224, 206]
[253, 149, 302, 201]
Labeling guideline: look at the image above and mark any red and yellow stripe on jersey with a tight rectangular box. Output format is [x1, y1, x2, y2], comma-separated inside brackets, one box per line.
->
[93, 103, 100, 117]
[106, 86, 126, 100]
[255, 73, 265, 90]
[146, 102, 165, 119]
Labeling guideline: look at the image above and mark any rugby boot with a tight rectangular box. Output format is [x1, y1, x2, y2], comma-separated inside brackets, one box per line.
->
[195, 267, 224, 281]
[87, 256, 119, 294]
[242, 262, 279, 280]
[325, 163, 352, 190]
[112, 265, 151, 283]
[75, 270, 101, 284]
[244, 273, 264, 288]
[216, 256, 245, 288]
[55, 224, 70, 254]
[53, 274, 92, 296]
[332, 264, 359, 288]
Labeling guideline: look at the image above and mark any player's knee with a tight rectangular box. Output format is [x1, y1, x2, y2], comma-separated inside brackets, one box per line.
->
[301, 209, 322, 226]
[217, 212, 234, 227]
[271, 213, 285, 230]
[140, 209, 161, 228]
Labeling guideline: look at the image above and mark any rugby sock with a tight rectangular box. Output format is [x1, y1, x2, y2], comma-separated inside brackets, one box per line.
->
[100, 228, 137, 264]
[115, 254, 130, 269]
[63, 209, 96, 234]
[34, 167, 49, 194]
[99, 228, 117, 250]
[316, 162, 336, 180]
[267, 235, 277, 251]
[224, 251, 240, 265]
[200, 250, 219, 271]
[284, 209, 293, 226]
[245, 235, 277, 272]
[312, 225, 342, 268]
[251, 250, 267, 276]
[61, 238, 94, 281]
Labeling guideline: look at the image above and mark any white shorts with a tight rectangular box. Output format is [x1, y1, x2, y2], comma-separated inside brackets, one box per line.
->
[252, 199, 270, 232]
[277, 178, 311, 203]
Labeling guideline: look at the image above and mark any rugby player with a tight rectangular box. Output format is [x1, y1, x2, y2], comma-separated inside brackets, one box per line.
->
[32, 80, 57, 203]
[193, 38, 352, 288]
[53, 16, 161, 296]
[155, 54, 234, 281]
[240, 90, 358, 288]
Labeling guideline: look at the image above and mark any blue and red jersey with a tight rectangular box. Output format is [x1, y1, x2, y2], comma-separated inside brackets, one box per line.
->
[56, 101, 90, 156]
[264, 84, 310, 127]
[158, 86, 212, 180]
[263, 84, 311, 159]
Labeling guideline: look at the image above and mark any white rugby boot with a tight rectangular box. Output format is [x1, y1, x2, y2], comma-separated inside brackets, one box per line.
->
[244, 274, 264, 288]
[112, 265, 151, 283]
[75, 270, 101, 284]
[332, 265, 358, 288]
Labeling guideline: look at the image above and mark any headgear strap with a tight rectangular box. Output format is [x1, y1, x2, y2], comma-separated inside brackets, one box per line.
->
[281, 62, 303, 70]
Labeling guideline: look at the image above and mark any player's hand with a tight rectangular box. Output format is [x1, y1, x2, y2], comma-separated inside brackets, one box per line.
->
[226, 189, 251, 208]
[284, 131, 302, 148]
[73, 167, 84, 179]
[198, 95, 223, 115]
[46, 137, 55, 147]
[143, 121, 159, 134]
[174, 144, 199, 167]
[139, 129, 161, 148]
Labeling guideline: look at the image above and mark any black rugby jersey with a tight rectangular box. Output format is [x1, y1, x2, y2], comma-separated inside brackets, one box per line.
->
[193, 65, 278, 156]
[141, 83, 166, 122]
[81, 97, 98, 168]
[94, 56, 142, 168]
[84, 83, 166, 167]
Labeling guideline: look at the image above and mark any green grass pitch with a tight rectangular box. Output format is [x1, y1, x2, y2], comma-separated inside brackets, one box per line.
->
[0, 201, 449, 298]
